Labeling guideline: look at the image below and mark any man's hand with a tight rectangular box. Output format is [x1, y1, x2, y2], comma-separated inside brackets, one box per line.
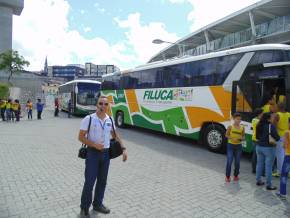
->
[94, 143, 104, 151]
[122, 150, 128, 162]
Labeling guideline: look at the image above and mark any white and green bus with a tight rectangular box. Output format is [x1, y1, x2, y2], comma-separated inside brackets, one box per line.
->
[102, 44, 290, 152]
[59, 79, 101, 116]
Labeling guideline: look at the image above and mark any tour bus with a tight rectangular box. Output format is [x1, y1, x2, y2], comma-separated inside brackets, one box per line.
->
[59, 79, 101, 116]
[101, 44, 290, 153]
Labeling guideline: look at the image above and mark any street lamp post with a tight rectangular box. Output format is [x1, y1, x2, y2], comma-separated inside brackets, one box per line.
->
[152, 39, 188, 58]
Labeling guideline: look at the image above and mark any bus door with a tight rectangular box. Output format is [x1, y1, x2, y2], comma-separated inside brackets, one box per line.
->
[285, 66, 290, 111]
[232, 80, 262, 122]
[71, 84, 77, 113]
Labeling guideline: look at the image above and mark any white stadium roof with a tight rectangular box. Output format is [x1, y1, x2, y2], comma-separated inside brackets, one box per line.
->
[149, 0, 290, 63]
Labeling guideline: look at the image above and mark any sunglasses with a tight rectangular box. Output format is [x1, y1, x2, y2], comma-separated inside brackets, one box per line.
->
[98, 102, 109, 106]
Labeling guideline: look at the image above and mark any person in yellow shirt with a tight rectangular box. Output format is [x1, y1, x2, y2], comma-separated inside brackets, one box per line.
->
[11, 100, 19, 122]
[13, 99, 21, 122]
[273, 103, 290, 177]
[26, 99, 33, 120]
[272, 86, 286, 105]
[262, 94, 277, 113]
[276, 118, 290, 200]
[5, 99, 12, 121]
[225, 112, 245, 182]
[251, 108, 263, 173]
[0, 99, 6, 121]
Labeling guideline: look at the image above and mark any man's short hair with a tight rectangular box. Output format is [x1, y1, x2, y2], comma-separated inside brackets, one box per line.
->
[278, 102, 286, 110]
[232, 112, 241, 118]
[254, 108, 263, 117]
[97, 96, 108, 102]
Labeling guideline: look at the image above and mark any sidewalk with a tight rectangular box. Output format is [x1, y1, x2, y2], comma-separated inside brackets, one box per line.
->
[1, 110, 290, 217]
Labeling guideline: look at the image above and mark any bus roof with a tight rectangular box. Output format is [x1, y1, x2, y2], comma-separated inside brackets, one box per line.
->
[134, 44, 290, 72]
[59, 79, 101, 87]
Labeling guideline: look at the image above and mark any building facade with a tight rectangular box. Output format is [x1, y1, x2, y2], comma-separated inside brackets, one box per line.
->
[47, 65, 86, 80]
[85, 63, 119, 78]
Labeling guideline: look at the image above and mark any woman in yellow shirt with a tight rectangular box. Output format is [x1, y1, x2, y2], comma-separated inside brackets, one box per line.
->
[277, 118, 290, 200]
[26, 100, 33, 120]
[225, 112, 245, 182]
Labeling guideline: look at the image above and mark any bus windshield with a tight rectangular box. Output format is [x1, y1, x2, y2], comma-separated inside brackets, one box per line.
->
[77, 82, 100, 106]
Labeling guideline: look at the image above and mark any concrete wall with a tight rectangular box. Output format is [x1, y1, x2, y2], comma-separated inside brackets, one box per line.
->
[0, 72, 47, 112]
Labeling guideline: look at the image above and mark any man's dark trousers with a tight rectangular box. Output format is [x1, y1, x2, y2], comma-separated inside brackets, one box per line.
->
[37, 111, 42, 119]
[80, 148, 110, 209]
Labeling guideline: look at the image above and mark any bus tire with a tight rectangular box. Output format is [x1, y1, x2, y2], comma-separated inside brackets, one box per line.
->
[116, 111, 125, 128]
[203, 124, 226, 153]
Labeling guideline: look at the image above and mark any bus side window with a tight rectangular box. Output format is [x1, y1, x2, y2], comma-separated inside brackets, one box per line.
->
[184, 62, 199, 86]
[217, 54, 242, 84]
[199, 58, 217, 86]
[155, 68, 163, 88]
[130, 72, 141, 89]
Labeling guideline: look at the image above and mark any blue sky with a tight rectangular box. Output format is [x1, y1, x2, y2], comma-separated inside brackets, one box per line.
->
[68, 0, 191, 42]
[12, 0, 260, 71]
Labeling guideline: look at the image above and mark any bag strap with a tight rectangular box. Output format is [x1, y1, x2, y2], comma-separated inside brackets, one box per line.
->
[83, 116, 92, 148]
[87, 116, 92, 136]
[109, 116, 116, 134]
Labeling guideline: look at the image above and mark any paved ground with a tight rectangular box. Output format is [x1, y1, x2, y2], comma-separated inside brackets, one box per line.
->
[1, 110, 290, 218]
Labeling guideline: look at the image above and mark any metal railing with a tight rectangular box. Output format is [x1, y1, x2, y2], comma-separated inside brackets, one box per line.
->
[184, 13, 290, 57]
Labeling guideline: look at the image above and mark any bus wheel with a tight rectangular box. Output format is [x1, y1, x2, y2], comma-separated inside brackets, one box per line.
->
[203, 124, 226, 153]
[116, 111, 125, 128]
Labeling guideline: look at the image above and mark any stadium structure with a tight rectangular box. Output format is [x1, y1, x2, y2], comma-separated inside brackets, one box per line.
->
[149, 0, 290, 63]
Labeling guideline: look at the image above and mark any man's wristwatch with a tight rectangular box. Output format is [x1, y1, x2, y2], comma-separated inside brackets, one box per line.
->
[122, 147, 126, 151]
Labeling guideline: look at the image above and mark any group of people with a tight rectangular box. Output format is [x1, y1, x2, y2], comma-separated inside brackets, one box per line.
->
[0, 98, 44, 122]
[225, 92, 290, 200]
[0, 98, 21, 122]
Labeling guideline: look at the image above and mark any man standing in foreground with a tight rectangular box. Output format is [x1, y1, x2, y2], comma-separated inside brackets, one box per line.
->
[78, 96, 128, 217]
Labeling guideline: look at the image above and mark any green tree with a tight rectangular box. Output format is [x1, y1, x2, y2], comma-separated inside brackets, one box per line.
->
[0, 82, 9, 98]
[0, 50, 30, 84]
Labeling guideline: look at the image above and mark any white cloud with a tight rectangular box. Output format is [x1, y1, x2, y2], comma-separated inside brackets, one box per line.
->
[99, 8, 105, 13]
[12, 1, 180, 71]
[168, 0, 186, 3]
[80, 9, 85, 15]
[83, 27, 92, 32]
[168, 0, 260, 32]
[114, 13, 180, 63]
[93, 2, 106, 14]
[12, 0, 136, 71]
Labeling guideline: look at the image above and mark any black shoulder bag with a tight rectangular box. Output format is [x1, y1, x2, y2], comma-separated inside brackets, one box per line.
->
[109, 116, 123, 159]
[78, 116, 92, 159]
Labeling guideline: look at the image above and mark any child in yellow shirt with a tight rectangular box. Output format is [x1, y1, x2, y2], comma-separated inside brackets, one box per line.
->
[225, 112, 245, 182]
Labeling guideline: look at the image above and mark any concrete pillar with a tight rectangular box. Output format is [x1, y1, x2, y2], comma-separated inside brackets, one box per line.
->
[0, 0, 24, 54]
[249, 10, 257, 44]
[204, 30, 210, 52]
[0, 6, 13, 54]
